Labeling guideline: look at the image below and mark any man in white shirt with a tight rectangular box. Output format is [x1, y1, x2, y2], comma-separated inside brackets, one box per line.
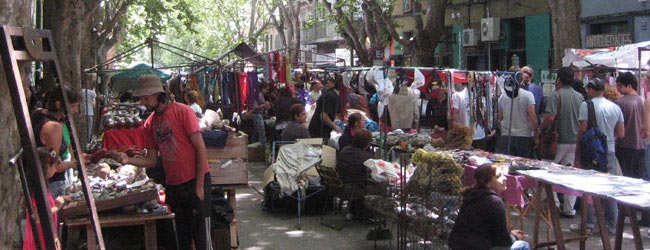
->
[80, 86, 97, 142]
[451, 82, 487, 149]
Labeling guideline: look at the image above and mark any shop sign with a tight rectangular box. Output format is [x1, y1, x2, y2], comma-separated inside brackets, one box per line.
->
[540, 70, 557, 85]
[586, 33, 632, 48]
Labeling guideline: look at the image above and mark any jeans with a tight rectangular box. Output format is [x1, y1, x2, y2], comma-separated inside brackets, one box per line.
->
[496, 136, 534, 159]
[488, 240, 531, 250]
[553, 144, 577, 215]
[86, 115, 94, 142]
[586, 151, 621, 229]
[252, 113, 266, 146]
[49, 180, 66, 198]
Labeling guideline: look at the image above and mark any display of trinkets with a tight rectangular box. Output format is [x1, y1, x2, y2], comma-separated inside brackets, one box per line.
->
[101, 102, 144, 130]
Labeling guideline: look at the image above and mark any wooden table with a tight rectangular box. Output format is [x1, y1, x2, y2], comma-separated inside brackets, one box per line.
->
[518, 168, 650, 250]
[65, 212, 175, 250]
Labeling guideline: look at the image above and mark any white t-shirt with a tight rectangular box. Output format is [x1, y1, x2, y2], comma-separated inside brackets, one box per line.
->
[452, 88, 486, 140]
[579, 97, 624, 152]
[80, 89, 97, 116]
[498, 89, 536, 137]
[190, 103, 202, 115]
[452, 88, 470, 127]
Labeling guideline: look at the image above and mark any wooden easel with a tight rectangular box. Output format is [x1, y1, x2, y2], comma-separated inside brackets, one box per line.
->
[1, 26, 105, 250]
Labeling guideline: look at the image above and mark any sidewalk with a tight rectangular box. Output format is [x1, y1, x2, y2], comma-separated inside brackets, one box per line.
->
[235, 162, 650, 250]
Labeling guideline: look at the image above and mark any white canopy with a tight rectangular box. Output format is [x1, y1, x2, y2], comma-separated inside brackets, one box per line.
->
[562, 41, 650, 70]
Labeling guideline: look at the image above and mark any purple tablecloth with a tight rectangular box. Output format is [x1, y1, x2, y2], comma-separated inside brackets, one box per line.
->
[463, 165, 537, 208]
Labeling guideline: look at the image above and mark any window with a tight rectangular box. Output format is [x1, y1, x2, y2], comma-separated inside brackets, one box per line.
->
[590, 21, 628, 34]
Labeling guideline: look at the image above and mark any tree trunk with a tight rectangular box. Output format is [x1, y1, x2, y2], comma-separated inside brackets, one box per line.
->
[44, 0, 99, 144]
[0, 1, 33, 249]
[548, 0, 581, 68]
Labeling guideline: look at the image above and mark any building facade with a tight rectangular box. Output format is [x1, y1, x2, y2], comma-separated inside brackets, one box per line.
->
[581, 0, 650, 48]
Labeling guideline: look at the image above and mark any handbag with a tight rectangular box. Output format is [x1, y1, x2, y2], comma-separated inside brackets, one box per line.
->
[539, 90, 561, 160]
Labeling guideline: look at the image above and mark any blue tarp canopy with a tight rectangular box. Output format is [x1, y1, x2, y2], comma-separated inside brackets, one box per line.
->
[110, 63, 171, 92]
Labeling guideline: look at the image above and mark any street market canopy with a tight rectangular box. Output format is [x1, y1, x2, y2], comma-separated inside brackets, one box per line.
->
[110, 63, 171, 92]
[562, 41, 650, 70]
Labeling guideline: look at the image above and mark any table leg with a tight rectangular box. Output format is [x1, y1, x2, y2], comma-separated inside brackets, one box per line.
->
[86, 225, 97, 250]
[297, 188, 302, 230]
[592, 197, 611, 250]
[533, 184, 542, 249]
[544, 183, 566, 250]
[144, 220, 157, 250]
[580, 194, 588, 250]
[226, 189, 239, 249]
[627, 207, 644, 250]
[614, 204, 625, 250]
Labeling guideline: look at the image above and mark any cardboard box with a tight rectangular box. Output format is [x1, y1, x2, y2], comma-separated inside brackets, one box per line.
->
[210, 159, 248, 185]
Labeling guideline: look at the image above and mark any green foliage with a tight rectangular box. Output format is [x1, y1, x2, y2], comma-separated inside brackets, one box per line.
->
[117, 0, 268, 68]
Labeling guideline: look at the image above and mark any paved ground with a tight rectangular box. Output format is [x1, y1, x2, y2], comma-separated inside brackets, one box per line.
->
[236, 162, 650, 250]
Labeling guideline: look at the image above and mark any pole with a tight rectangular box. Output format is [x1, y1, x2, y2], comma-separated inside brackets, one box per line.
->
[149, 38, 155, 68]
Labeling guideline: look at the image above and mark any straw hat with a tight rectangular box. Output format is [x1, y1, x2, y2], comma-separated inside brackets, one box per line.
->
[132, 74, 164, 96]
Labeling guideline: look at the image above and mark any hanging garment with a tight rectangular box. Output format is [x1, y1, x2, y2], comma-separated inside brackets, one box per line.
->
[248, 71, 259, 111]
[388, 94, 416, 129]
[239, 72, 249, 112]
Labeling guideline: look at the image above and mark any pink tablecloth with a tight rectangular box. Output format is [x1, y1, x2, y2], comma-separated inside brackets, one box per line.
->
[463, 165, 537, 208]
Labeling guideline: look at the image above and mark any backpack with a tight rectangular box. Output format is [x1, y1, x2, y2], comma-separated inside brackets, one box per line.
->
[579, 100, 608, 172]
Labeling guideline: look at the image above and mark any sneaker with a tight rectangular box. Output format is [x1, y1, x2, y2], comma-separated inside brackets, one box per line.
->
[560, 212, 576, 219]
[569, 223, 595, 234]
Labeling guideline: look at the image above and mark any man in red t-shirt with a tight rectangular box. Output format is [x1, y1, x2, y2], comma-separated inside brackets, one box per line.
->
[113, 74, 212, 250]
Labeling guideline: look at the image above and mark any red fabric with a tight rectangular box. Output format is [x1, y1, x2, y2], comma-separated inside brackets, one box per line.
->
[268, 54, 274, 81]
[452, 71, 468, 83]
[103, 128, 145, 149]
[239, 72, 249, 111]
[24, 193, 57, 250]
[141, 102, 209, 185]
[277, 54, 287, 84]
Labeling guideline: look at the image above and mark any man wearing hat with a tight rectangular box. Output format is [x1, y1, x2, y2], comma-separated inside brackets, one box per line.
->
[571, 77, 624, 234]
[112, 74, 212, 249]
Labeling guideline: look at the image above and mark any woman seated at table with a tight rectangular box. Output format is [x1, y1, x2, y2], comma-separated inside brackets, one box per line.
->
[448, 164, 530, 250]
[338, 112, 365, 150]
[281, 103, 311, 141]
[336, 129, 373, 220]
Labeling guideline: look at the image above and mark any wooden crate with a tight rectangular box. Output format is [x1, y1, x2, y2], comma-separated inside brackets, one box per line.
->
[206, 133, 248, 160]
[210, 160, 248, 185]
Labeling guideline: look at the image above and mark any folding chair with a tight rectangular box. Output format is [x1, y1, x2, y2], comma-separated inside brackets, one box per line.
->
[315, 164, 364, 230]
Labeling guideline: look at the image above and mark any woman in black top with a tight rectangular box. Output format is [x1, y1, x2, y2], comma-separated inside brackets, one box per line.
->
[31, 86, 81, 198]
[448, 164, 530, 250]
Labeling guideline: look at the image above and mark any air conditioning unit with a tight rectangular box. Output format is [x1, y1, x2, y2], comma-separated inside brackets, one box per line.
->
[481, 17, 501, 42]
[463, 29, 478, 47]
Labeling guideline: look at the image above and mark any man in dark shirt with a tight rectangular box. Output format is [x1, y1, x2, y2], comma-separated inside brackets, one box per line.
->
[309, 78, 341, 142]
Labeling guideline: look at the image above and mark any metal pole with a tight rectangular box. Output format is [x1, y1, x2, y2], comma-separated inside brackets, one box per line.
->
[149, 38, 155, 68]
